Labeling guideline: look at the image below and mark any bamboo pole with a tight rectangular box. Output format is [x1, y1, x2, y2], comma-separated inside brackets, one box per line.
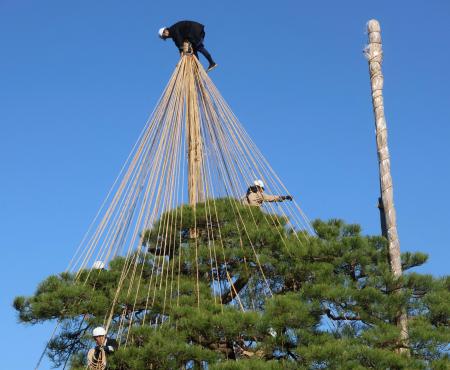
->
[365, 19, 408, 353]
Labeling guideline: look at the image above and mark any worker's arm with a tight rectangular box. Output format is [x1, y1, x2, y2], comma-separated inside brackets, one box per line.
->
[171, 35, 183, 50]
[169, 24, 185, 50]
[102, 338, 118, 354]
[263, 194, 293, 202]
[262, 194, 282, 202]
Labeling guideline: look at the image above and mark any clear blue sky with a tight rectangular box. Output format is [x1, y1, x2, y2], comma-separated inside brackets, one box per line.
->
[1, 1, 449, 368]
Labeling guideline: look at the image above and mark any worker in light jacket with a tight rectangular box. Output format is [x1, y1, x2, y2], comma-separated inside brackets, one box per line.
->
[158, 20, 217, 72]
[87, 327, 118, 370]
[242, 180, 293, 207]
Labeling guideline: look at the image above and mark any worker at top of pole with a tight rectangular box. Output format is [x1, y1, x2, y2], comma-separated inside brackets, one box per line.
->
[158, 20, 218, 72]
[242, 180, 293, 207]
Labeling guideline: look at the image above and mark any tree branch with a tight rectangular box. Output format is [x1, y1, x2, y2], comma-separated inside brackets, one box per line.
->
[220, 276, 249, 305]
[325, 308, 361, 321]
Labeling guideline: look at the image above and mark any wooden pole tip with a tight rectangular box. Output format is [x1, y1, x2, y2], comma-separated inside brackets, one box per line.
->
[367, 19, 381, 33]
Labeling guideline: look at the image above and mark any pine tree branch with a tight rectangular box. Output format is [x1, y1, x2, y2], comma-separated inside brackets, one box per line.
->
[287, 350, 300, 362]
[196, 336, 236, 359]
[325, 308, 361, 321]
[221, 276, 249, 304]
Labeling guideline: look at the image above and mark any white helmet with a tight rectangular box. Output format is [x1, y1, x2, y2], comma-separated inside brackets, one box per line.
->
[254, 179, 265, 189]
[93, 327, 107, 337]
[158, 27, 167, 38]
[92, 261, 105, 270]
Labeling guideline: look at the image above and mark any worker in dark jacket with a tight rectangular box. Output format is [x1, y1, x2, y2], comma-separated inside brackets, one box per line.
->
[158, 20, 217, 72]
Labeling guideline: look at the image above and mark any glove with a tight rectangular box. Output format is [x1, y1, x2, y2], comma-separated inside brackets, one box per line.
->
[281, 195, 293, 201]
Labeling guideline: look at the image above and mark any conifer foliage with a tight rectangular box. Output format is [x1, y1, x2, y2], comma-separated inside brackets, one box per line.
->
[14, 199, 449, 369]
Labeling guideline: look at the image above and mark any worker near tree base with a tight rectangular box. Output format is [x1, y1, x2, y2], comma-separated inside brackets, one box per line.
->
[87, 327, 118, 370]
[243, 180, 293, 207]
[158, 20, 217, 72]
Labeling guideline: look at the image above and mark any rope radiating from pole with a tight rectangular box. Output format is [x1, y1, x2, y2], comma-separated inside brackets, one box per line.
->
[36, 50, 315, 368]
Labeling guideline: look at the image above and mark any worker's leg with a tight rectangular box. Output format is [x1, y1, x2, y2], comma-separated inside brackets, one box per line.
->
[196, 44, 215, 67]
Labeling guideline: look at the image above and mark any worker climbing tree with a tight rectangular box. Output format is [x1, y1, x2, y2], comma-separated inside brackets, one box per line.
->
[12, 22, 449, 370]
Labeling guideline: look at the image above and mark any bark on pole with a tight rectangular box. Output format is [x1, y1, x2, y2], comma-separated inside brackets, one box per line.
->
[365, 19, 409, 352]
[184, 44, 204, 207]
[184, 44, 204, 244]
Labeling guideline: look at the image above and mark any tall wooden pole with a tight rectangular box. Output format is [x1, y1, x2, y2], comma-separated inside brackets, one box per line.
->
[365, 19, 408, 352]
[184, 47, 204, 303]
[184, 45, 204, 207]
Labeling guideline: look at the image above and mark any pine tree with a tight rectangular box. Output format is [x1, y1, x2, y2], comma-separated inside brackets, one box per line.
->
[14, 199, 449, 369]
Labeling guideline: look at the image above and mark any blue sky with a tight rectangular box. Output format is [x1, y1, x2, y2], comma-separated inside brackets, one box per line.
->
[1, 1, 449, 368]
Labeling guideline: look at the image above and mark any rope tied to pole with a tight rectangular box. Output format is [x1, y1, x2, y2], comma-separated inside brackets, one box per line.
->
[35, 51, 313, 368]
[182, 41, 194, 56]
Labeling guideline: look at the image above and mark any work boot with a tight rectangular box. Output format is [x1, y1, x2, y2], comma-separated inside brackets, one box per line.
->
[207, 63, 218, 72]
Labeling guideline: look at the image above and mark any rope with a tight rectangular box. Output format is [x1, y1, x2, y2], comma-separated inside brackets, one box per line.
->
[36, 52, 315, 367]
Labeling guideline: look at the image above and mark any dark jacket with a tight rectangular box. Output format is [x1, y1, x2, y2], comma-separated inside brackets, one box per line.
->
[101, 337, 118, 355]
[94, 337, 118, 358]
[168, 20, 205, 50]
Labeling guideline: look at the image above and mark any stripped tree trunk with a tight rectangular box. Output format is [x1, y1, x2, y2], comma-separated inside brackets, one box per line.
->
[183, 43, 204, 304]
[184, 43, 204, 207]
[365, 19, 409, 353]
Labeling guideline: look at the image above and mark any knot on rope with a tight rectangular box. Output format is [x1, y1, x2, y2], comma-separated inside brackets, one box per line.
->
[182, 41, 194, 56]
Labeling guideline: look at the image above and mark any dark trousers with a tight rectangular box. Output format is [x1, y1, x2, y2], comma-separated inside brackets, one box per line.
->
[193, 39, 214, 65]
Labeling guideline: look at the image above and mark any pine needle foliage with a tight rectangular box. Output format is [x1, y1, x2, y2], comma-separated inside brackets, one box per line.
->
[14, 199, 449, 369]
